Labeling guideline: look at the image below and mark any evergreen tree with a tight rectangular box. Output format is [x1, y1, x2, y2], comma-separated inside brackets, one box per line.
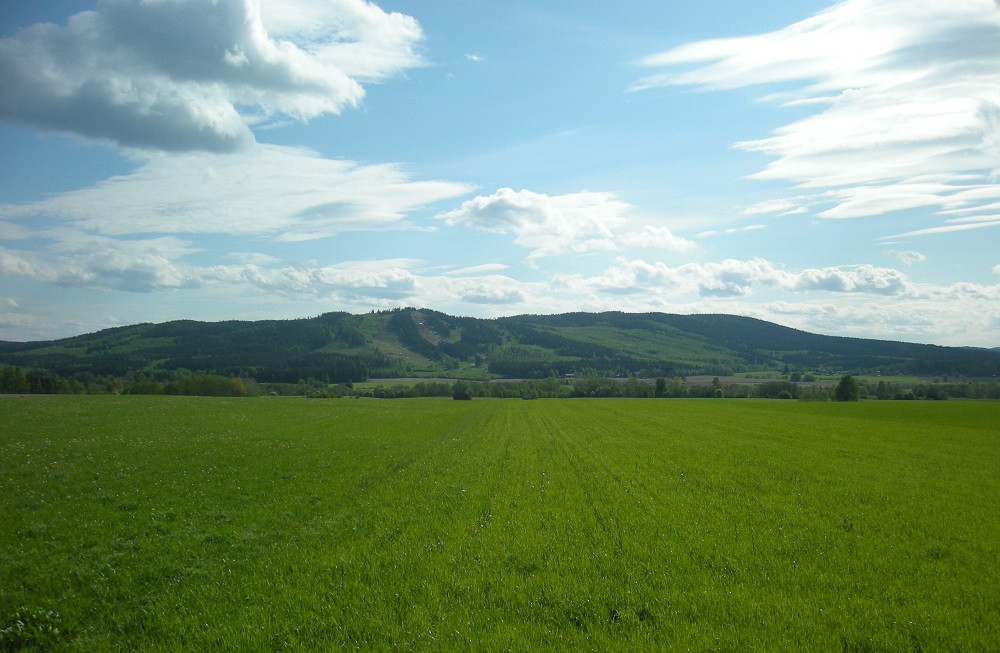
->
[834, 375, 861, 402]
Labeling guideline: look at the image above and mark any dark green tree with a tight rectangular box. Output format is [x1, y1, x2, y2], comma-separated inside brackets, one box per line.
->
[0, 366, 30, 393]
[654, 377, 667, 398]
[452, 380, 472, 400]
[834, 374, 861, 402]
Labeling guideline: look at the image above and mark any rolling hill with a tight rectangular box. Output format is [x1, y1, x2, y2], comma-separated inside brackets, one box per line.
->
[1, 308, 997, 383]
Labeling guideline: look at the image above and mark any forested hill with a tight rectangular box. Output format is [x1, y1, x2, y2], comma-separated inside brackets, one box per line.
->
[1, 308, 997, 383]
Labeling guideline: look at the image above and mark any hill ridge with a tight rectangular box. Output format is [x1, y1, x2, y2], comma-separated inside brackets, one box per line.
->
[1, 308, 997, 382]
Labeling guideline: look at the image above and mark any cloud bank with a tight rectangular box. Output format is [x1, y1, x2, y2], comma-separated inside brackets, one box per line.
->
[0, 0, 423, 151]
[557, 257, 917, 299]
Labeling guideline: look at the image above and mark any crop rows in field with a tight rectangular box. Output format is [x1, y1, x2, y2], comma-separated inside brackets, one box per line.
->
[1, 397, 998, 650]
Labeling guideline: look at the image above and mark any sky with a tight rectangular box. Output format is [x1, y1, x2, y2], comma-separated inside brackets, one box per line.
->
[1, 0, 998, 347]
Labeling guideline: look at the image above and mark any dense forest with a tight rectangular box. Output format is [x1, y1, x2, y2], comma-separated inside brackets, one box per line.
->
[1, 308, 997, 393]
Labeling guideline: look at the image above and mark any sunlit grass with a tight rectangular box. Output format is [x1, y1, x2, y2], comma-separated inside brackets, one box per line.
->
[1, 397, 997, 650]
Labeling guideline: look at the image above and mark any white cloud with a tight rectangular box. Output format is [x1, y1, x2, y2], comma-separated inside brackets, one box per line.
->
[220, 261, 421, 301]
[557, 257, 915, 299]
[0, 235, 534, 310]
[0, 144, 472, 239]
[0, 0, 423, 151]
[437, 188, 630, 260]
[883, 249, 926, 265]
[695, 224, 766, 238]
[634, 0, 1000, 233]
[0, 237, 426, 301]
[455, 280, 525, 305]
[880, 219, 1000, 240]
[0, 235, 199, 292]
[753, 298, 995, 345]
[724, 225, 766, 234]
[0, 300, 36, 331]
[465, 54, 483, 62]
[995, 264, 1000, 274]
[618, 226, 696, 252]
[437, 188, 699, 260]
[227, 252, 283, 266]
[446, 263, 510, 276]
[742, 198, 806, 215]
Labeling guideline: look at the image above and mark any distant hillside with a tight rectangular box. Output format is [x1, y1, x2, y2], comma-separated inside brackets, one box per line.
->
[1, 308, 997, 383]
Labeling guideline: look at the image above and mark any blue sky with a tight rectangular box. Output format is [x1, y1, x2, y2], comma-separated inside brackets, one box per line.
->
[1, 0, 998, 346]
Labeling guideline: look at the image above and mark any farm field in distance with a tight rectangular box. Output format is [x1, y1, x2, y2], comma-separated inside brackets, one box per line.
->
[2, 397, 998, 650]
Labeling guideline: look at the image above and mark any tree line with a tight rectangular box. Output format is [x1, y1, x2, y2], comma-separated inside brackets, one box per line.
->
[5, 364, 999, 401]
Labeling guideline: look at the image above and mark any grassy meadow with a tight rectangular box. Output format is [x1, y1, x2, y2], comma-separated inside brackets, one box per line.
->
[1, 396, 998, 650]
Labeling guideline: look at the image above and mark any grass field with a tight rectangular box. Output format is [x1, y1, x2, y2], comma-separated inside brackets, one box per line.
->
[2, 397, 998, 650]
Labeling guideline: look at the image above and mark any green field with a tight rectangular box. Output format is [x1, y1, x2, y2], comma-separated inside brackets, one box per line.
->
[2, 397, 998, 650]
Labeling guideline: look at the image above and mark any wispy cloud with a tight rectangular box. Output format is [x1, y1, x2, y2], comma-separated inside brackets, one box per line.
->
[742, 198, 809, 216]
[725, 225, 766, 234]
[446, 264, 510, 276]
[0, 145, 472, 240]
[883, 249, 926, 265]
[879, 219, 1000, 240]
[633, 0, 1000, 234]
[0, 0, 424, 152]
[695, 224, 766, 239]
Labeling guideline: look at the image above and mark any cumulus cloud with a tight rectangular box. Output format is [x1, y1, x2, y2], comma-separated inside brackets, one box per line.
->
[0, 144, 472, 239]
[633, 0, 1000, 234]
[456, 280, 525, 305]
[0, 0, 423, 151]
[437, 188, 630, 260]
[437, 188, 698, 261]
[883, 249, 926, 265]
